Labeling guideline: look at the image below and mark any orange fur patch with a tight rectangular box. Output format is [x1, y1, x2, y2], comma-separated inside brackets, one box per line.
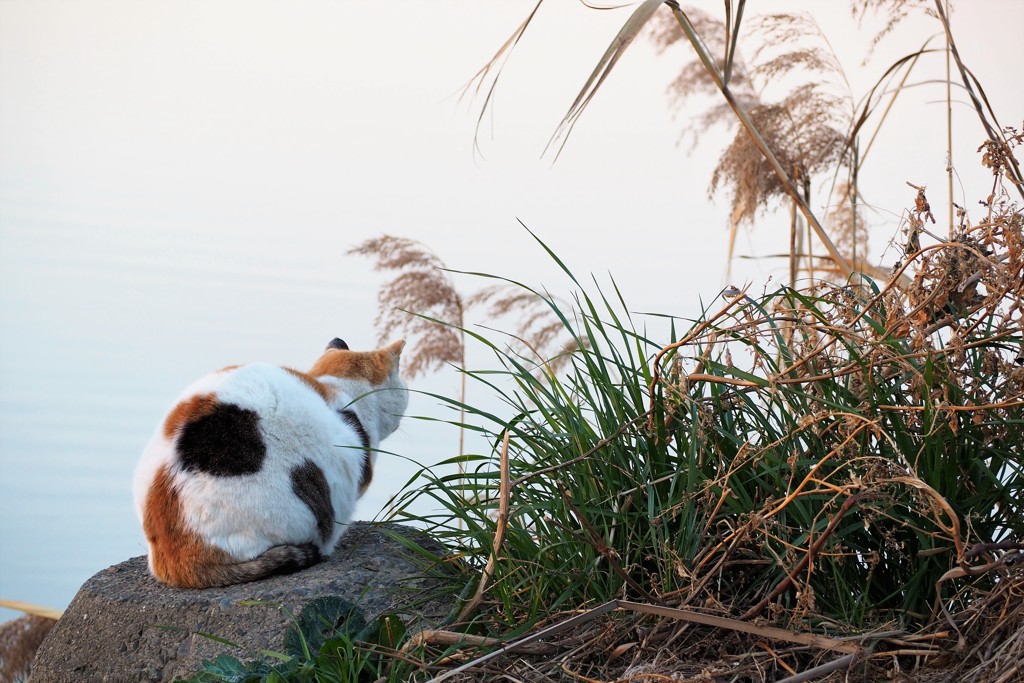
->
[284, 367, 335, 402]
[307, 348, 394, 385]
[143, 465, 231, 588]
[163, 393, 219, 440]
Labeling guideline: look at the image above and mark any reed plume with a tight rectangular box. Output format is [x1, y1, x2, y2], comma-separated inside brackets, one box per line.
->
[348, 235, 466, 380]
[649, 8, 854, 273]
[467, 285, 584, 374]
[350, 234, 583, 377]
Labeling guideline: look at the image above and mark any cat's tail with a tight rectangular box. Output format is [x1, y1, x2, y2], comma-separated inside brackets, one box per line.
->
[186, 543, 322, 589]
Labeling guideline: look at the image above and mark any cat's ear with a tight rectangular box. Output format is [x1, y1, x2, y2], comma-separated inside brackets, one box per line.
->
[385, 340, 406, 358]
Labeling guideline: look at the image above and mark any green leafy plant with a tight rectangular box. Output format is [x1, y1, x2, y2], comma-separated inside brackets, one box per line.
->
[177, 597, 410, 683]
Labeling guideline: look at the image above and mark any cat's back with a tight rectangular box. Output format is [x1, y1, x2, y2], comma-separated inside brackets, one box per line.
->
[134, 363, 340, 490]
[167, 362, 322, 423]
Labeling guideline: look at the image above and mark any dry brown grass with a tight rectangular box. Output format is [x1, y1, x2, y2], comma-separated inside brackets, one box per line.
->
[646, 5, 909, 284]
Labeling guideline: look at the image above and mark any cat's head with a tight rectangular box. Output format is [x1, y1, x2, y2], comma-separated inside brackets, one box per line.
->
[308, 339, 408, 434]
[309, 338, 406, 386]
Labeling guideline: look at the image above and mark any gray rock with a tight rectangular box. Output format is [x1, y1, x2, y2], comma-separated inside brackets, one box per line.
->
[31, 522, 456, 683]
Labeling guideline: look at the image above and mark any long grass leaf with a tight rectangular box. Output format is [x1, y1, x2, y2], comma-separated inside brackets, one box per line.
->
[545, 0, 664, 160]
[462, 0, 546, 159]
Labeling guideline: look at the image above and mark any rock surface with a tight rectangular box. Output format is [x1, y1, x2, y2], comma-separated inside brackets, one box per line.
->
[31, 522, 454, 683]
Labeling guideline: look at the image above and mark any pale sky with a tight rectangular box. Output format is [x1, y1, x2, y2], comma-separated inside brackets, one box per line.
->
[2, 1, 1021, 305]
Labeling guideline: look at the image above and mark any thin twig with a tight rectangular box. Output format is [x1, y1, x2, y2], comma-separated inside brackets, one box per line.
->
[617, 601, 864, 655]
[775, 653, 860, 683]
[423, 601, 620, 683]
[403, 629, 557, 656]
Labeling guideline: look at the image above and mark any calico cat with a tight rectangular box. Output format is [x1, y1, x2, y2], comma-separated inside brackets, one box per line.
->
[132, 338, 408, 589]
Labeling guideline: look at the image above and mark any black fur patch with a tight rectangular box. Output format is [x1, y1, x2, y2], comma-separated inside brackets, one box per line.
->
[177, 403, 266, 476]
[290, 460, 334, 543]
[338, 409, 372, 490]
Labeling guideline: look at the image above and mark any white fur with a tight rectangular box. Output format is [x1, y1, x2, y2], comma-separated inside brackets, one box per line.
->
[133, 359, 407, 564]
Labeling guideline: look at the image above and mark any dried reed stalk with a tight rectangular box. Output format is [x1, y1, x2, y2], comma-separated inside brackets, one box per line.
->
[455, 431, 510, 623]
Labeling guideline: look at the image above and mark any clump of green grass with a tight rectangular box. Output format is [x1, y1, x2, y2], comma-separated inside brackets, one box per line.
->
[386, 180, 1022, 677]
